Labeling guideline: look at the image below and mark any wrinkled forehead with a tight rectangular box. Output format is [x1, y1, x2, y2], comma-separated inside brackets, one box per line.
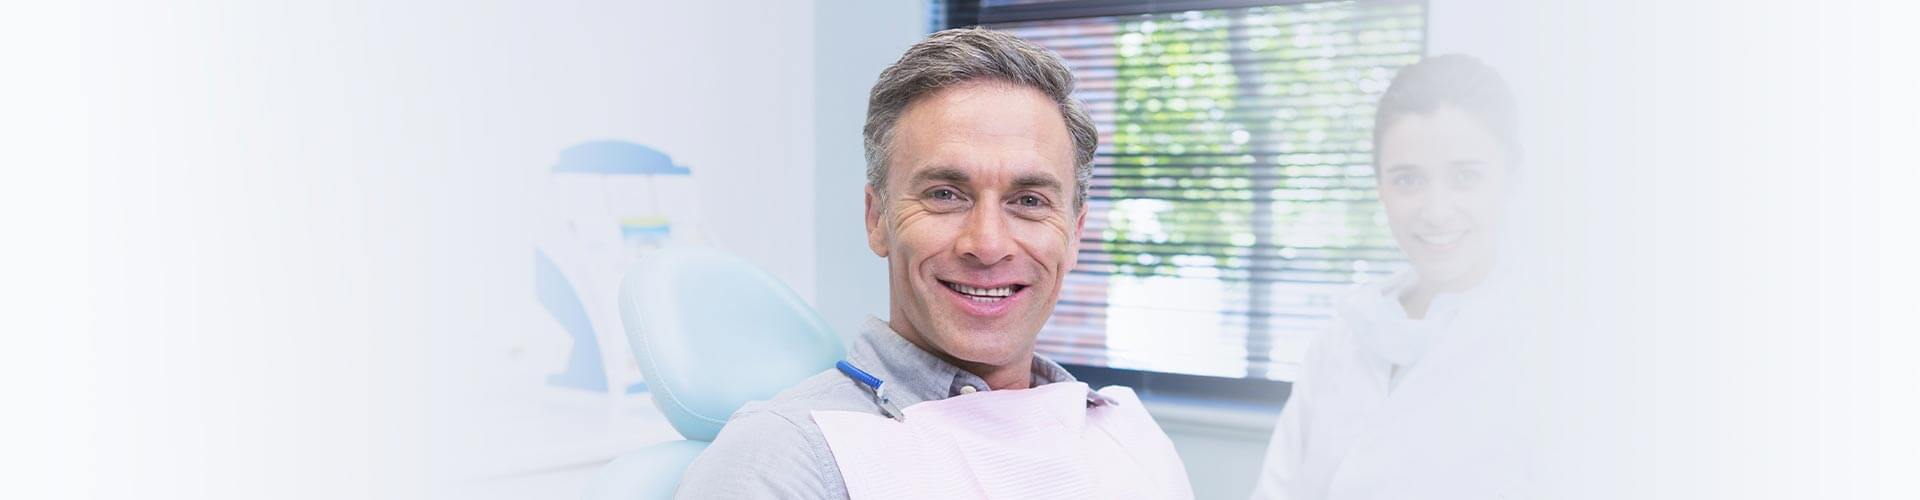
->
[885, 81, 1077, 190]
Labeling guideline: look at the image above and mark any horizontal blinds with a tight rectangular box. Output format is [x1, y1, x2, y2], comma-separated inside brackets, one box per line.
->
[975, 0, 1425, 380]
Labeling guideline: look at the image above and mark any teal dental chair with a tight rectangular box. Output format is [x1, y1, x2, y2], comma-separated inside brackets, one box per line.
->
[581, 246, 845, 500]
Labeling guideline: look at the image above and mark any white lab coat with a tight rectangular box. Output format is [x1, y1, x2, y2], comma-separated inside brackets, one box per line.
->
[1251, 269, 1540, 500]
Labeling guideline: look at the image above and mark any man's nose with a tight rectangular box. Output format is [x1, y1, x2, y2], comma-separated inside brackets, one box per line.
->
[954, 203, 1015, 266]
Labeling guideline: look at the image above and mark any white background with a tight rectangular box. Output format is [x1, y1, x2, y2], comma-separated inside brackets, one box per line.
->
[5, 0, 1917, 498]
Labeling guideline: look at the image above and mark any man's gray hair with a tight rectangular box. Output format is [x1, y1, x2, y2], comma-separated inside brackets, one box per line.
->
[863, 27, 1098, 212]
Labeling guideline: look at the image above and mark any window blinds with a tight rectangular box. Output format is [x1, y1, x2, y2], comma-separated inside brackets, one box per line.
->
[965, 0, 1426, 381]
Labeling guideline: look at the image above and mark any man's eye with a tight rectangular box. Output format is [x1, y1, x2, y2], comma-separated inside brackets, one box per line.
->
[923, 188, 969, 209]
[1454, 170, 1484, 184]
[1392, 174, 1426, 187]
[1014, 194, 1045, 208]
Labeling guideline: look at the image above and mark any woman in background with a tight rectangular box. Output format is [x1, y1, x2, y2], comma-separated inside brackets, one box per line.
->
[1251, 55, 1536, 499]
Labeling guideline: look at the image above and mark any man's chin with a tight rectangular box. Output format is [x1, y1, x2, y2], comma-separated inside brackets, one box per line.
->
[940, 343, 1027, 369]
[927, 319, 1034, 361]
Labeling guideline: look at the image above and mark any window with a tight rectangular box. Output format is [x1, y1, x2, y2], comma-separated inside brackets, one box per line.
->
[941, 0, 1427, 395]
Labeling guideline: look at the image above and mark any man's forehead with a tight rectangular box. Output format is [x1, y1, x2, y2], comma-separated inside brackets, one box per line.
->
[889, 84, 1073, 168]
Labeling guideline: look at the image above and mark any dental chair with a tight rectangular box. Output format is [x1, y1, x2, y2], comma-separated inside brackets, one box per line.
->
[581, 246, 845, 500]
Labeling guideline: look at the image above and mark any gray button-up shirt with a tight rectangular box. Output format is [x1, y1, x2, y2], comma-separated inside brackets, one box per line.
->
[673, 317, 1077, 499]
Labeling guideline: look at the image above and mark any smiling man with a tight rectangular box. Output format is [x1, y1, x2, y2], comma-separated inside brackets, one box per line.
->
[672, 28, 1164, 499]
[859, 60, 1089, 396]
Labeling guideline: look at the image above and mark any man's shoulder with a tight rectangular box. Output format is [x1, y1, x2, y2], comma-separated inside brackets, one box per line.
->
[675, 369, 869, 499]
[678, 407, 837, 498]
[691, 367, 876, 469]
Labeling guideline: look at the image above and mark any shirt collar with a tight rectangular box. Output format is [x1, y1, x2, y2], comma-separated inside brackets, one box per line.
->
[847, 316, 1076, 410]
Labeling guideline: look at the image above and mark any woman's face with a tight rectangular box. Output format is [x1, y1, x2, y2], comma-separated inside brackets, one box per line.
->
[1376, 105, 1512, 293]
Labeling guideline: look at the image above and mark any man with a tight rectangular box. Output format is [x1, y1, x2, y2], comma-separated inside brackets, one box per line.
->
[673, 28, 1129, 498]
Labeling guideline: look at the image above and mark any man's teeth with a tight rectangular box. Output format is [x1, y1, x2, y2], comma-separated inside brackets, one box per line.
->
[1417, 230, 1467, 246]
[947, 282, 1015, 299]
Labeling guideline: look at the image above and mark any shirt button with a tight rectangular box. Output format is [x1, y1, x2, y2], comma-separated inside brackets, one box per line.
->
[959, 385, 978, 395]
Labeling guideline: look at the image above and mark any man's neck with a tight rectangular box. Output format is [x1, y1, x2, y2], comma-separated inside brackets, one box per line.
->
[887, 316, 1035, 391]
[953, 355, 1034, 391]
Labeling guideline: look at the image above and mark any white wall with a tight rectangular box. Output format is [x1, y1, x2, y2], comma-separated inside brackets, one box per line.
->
[30, 1, 1909, 499]
[70, 1, 816, 498]
[812, 1, 929, 338]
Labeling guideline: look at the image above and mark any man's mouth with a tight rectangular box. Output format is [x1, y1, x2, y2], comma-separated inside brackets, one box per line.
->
[940, 280, 1027, 303]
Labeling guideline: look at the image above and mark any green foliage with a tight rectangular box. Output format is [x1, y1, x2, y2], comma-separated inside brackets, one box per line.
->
[1098, 2, 1424, 282]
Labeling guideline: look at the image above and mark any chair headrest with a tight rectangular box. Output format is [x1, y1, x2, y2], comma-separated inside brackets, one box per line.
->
[619, 246, 845, 441]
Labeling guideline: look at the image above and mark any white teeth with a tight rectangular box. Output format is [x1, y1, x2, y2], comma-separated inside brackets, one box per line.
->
[1417, 230, 1467, 246]
[947, 282, 1015, 298]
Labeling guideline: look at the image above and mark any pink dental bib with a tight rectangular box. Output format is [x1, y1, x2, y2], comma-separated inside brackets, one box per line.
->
[812, 382, 1192, 499]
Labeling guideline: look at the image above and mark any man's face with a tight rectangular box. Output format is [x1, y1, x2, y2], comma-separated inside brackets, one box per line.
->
[1376, 105, 1511, 292]
[865, 81, 1085, 372]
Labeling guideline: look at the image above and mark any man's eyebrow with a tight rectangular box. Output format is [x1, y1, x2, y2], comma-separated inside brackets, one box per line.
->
[908, 167, 1063, 195]
[1011, 172, 1064, 194]
[910, 166, 970, 186]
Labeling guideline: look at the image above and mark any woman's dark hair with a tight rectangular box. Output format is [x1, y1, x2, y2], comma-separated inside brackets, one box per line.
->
[1373, 54, 1521, 166]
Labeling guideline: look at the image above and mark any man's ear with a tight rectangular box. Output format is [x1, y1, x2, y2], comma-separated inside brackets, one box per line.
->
[1065, 203, 1088, 271]
[1075, 203, 1088, 237]
[865, 185, 888, 258]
